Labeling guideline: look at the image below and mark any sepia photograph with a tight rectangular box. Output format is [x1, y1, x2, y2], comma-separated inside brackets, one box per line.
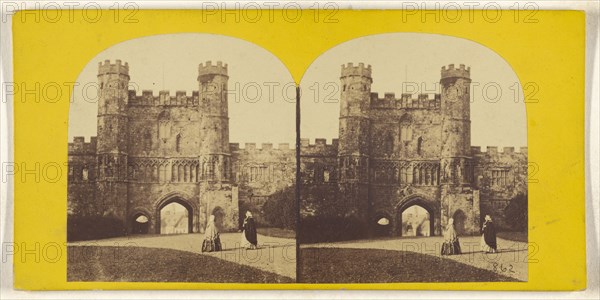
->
[66, 34, 297, 283]
[5, 4, 592, 294]
[298, 33, 529, 283]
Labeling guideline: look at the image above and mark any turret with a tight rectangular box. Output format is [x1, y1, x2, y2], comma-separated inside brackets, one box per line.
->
[439, 64, 480, 235]
[96, 59, 129, 171]
[198, 61, 231, 182]
[97, 59, 129, 117]
[338, 63, 372, 156]
[95, 60, 130, 224]
[337, 63, 372, 222]
[440, 64, 472, 185]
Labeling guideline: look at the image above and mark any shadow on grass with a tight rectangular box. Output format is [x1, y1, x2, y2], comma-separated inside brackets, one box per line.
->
[68, 246, 293, 283]
[299, 248, 520, 283]
[459, 248, 528, 255]
[216, 243, 294, 253]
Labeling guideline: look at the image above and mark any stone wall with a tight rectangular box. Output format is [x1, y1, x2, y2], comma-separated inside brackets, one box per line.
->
[299, 63, 527, 238]
[231, 142, 295, 226]
[472, 146, 528, 229]
[299, 139, 339, 217]
[68, 61, 529, 240]
[67, 137, 98, 216]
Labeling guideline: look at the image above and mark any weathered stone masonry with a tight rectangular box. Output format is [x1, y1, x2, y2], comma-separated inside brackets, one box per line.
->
[300, 63, 528, 235]
[68, 60, 295, 234]
[68, 60, 527, 236]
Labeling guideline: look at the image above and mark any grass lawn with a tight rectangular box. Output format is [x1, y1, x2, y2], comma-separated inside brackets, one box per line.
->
[497, 231, 528, 243]
[299, 248, 518, 283]
[68, 246, 293, 283]
[257, 227, 296, 239]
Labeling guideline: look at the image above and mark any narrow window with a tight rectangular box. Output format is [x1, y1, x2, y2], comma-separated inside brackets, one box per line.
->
[401, 122, 412, 141]
[82, 166, 89, 181]
[385, 133, 394, 153]
[144, 131, 152, 150]
[175, 134, 182, 153]
[208, 160, 215, 180]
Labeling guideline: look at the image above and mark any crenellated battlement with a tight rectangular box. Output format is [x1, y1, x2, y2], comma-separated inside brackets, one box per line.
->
[98, 59, 129, 76]
[198, 60, 228, 78]
[299, 138, 339, 156]
[341, 62, 372, 78]
[370, 92, 441, 109]
[229, 139, 340, 154]
[230, 142, 293, 152]
[127, 90, 200, 106]
[471, 146, 528, 155]
[441, 63, 470, 79]
[68, 136, 97, 154]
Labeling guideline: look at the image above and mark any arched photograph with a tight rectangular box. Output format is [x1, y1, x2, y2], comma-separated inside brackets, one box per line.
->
[298, 33, 528, 283]
[66, 34, 297, 283]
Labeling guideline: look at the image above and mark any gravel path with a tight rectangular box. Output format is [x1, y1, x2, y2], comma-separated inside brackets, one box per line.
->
[70, 233, 296, 280]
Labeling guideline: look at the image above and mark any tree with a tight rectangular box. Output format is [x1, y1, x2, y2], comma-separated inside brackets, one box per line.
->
[262, 185, 296, 230]
[504, 193, 528, 232]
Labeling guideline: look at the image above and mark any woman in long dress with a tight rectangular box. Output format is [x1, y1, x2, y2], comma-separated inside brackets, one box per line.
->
[201, 215, 222, 252]
[241, 210, 258, 249]
[481, 214, 498, 253]
[441, 218, 462, 255]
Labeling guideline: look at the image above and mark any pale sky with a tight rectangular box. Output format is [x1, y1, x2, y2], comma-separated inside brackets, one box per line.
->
[69, 33, 526, 149]
[300, 33, 527, 148]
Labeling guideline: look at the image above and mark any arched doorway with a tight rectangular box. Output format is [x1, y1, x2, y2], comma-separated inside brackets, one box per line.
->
[452, 209, 467, 235]
[131, 213, 150, 234]
[372, 214, 392, 237]
[157, 197, 193, 234]
[397, 197, 436, 237]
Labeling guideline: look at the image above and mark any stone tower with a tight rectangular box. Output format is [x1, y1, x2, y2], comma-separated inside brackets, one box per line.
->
[439, 64, 479, 233]
[198, 60, 230, 182]
[440, 64, 472, 187]
[440, 63, 471, 173]
[197, 61, 236, 230]
[338, 63, 372, 220]
[96, 60, 129, 224]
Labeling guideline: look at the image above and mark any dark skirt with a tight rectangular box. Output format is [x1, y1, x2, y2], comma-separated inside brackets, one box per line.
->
[441, 239, 462, 255]
[202, 236, 222, 252]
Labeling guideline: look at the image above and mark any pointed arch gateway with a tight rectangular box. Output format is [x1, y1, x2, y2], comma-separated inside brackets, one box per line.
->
[154, 192, 198, 234]
[394, 194, 440, 237]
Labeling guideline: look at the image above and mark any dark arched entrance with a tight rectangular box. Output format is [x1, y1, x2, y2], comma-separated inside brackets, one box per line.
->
[372, 214, 392, 237]
[131, 213, 150, 234]
[397, 197, 436, 237]
[156, 197, 193, 234]
[452, 209, 467, 235]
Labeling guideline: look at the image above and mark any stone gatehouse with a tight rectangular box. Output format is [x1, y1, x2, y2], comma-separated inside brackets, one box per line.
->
[68, 60, 295, 234]
[300, 63, 528, 235]
[68, 60, 527, 237]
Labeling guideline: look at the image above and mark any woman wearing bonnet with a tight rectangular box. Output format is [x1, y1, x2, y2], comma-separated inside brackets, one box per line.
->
[201, 214, 222, 252]
[481, 214, 498, 253]
[241, 210, 258, 250]
[441, 217, 462, 255]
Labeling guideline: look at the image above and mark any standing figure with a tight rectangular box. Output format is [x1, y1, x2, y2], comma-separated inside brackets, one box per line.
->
[441, 218, 461, 255]
[241, 210, 258, 249]
[481, 215, 497, 253]
[202, 215, 222, 252]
